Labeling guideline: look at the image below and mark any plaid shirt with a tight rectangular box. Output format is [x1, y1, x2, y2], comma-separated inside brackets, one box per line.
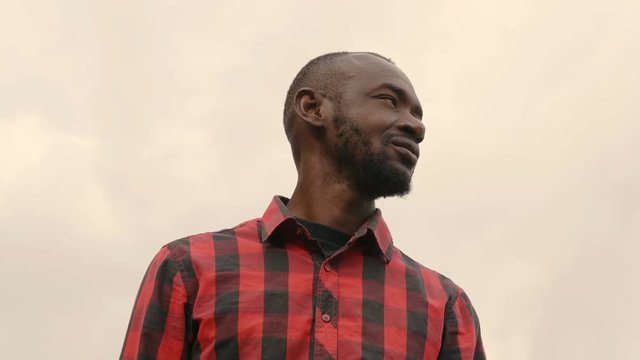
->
[121, 196, 485, 359]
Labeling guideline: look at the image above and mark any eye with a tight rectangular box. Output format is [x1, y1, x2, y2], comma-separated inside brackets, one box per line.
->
[378, 94, 398, 107]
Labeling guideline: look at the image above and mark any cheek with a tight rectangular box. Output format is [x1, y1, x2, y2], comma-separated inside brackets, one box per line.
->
[380, 132, 394, 145]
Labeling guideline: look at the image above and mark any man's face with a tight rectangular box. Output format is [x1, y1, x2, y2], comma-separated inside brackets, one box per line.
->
[327, 54, 426, 200]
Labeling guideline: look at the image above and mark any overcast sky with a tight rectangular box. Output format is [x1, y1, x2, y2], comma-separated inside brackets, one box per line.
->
[1, 0, 639, 359]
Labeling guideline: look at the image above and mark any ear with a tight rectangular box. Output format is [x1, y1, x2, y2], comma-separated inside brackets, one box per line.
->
[293, 87, 333, 128]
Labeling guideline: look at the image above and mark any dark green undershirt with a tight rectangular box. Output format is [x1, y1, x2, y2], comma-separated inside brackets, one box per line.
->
[296, 218, 351, 258]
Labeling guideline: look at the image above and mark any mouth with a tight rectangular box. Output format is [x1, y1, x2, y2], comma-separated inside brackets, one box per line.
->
[390, 137, 420, 162]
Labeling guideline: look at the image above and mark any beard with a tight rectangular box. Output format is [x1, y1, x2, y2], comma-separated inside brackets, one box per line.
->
[330, 114, 413, 200]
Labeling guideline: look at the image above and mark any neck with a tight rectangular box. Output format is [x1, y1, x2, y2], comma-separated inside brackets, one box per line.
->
[286, 167, 376, 235]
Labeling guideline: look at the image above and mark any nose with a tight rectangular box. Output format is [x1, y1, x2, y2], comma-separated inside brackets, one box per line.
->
[398, 112, 426, 144]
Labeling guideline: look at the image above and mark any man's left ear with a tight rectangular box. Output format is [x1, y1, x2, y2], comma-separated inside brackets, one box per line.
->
[294, 88, 335, 128]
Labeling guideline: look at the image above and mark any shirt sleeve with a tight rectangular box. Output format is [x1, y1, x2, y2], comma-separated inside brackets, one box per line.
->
[120, 246, 190, 360]
[438, 290, 486, 360]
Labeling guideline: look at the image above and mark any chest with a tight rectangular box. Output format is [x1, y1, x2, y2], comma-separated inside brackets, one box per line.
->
[189, 242, 446, 359]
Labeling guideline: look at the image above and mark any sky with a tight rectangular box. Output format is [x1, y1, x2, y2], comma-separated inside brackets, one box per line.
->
[1, 0, 639, 359]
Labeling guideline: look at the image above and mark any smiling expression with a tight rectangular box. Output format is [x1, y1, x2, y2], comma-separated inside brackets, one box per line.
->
[326, 54, 426, 200]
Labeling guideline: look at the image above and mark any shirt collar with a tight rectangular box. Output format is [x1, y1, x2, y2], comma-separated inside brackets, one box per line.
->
[259, 195, 394, 263]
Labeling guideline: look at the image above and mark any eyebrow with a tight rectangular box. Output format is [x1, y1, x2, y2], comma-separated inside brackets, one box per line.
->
[374, 82, 423, 120]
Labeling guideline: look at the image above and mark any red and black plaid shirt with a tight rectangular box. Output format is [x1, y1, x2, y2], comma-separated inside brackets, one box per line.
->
[121, 196, 485, 359]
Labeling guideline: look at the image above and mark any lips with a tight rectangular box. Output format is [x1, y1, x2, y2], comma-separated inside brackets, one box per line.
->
[390, 137, 420, 161]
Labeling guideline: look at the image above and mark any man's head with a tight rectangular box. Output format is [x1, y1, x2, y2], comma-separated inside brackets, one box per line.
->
[284, 52, 426, 200]
[283, 52, 393, 142]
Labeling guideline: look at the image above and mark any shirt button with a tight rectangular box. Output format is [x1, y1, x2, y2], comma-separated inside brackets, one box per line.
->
[321, 314, 331, 322]
[323, 263, 331, 272]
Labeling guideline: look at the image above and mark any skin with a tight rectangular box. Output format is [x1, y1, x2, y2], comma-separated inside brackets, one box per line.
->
[286, 53, 426, 235]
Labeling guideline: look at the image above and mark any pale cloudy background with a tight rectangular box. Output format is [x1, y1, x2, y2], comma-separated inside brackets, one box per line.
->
[1, 0, 638, 359]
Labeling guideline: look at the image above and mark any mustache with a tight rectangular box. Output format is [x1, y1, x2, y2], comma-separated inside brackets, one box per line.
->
[384, 134, 420, 159]
[383, 133, 421, 145]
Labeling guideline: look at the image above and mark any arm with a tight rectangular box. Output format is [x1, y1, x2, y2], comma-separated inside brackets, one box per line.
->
[120, 246, 190, 360]
[438, 291, 485, 360]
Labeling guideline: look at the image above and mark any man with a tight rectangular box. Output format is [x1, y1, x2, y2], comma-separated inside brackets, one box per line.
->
[121, 52, 485, 359]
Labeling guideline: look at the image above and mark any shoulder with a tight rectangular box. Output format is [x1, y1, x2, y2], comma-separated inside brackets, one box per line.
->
[160, 217, 263, 267]
[391, 246, 466, 303]
[163, 217, 262, 255]
[148, 218, 262, 302]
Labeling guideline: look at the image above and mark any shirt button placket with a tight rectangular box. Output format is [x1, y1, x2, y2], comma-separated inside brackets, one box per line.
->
[314, 259, 339, 358]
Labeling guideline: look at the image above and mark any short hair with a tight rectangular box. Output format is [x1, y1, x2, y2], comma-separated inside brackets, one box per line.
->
[282, 51, 393, 143]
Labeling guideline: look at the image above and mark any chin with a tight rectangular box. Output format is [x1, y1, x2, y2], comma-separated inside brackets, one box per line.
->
[352, 156, 414, 200]
[362, 173, 412, 200]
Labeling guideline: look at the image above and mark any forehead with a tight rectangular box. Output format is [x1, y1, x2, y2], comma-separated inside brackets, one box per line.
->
[337, 53, 417, 95]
